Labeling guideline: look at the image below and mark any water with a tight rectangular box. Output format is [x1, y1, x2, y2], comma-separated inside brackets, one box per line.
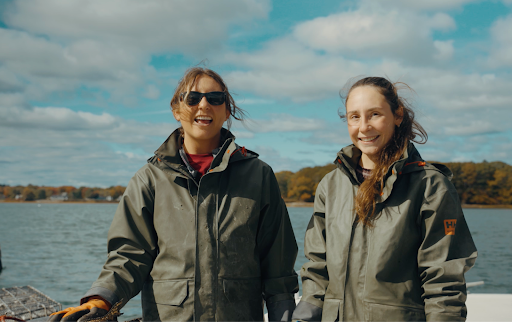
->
[0, 204, 510, 320]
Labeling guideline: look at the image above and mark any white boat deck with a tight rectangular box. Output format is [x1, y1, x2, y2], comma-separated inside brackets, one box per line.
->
[467, 293, 512, 321]
[263, 293, 512, 321]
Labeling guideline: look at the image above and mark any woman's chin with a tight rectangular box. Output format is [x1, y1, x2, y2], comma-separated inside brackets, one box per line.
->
[359, 146, 381, 157]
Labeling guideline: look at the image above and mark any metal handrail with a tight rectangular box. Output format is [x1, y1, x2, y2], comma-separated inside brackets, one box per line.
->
[467, 281, 485, 288]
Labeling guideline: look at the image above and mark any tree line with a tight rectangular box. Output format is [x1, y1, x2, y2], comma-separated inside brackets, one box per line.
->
[2, 160, 511, 205]
[0, 184, 125, 202]
[276, 160, 512, 205]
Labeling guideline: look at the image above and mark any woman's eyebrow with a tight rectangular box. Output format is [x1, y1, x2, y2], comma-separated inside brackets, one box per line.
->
[367, 107, 385, 112]
[347, 106, 384, 114]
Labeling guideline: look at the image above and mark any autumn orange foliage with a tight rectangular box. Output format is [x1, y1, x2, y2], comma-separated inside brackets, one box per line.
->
[0, 184, 126, 202]
[276, 161, 512, 205]
[1, 160, 511, 205]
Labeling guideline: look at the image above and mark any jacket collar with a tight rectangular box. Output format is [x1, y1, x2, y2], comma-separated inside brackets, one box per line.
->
[336, 142, 424, 177]
[335, 142, 453, 203]
[149, 127, 258, 176]
[335, 144, 362, 185]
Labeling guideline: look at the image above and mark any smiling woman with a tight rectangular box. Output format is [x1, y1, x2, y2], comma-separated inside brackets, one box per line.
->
[344, 86, 403, 169]
[341, 77, 428, 225]
[47, 67, 299, 322]
[171, 73, 231, 154]
[293, 77, 477, 322]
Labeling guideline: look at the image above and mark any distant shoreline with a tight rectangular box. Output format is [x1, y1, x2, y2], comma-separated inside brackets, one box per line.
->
[0, 200, 118, 204]
[460, 203, 512, 209]
[285, 201, 314, 208]
[2, 200, 512, 209]
[284, 202, 512, 209]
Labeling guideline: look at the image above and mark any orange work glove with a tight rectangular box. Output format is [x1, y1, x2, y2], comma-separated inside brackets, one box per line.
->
[48, 297, 111, 322]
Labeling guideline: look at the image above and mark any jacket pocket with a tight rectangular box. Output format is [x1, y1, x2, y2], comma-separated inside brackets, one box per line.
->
[143, 279, 189, 306]
[321, 298, 341, 322]
[368, 302, 426, 322]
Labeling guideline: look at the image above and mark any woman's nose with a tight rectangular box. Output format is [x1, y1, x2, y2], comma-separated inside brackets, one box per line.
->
[359, 117, 371, 131]
[198, 96, 209, 109]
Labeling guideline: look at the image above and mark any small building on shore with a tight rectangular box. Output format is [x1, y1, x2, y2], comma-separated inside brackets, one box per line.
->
[50, 192, 68, 201]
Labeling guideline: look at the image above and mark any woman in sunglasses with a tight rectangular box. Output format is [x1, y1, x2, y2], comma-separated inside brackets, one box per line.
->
[49, 68, 298, 322]
[292, 77, 477, 321]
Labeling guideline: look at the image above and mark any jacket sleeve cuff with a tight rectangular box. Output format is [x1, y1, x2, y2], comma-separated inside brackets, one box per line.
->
[263, 275, 299, 301]
[291, 301, 323, 322]
[81, 286, 120, 307]
[267, 293, 295, 304]
[426, 313, 466, 322]
[267, 299, 296, 322]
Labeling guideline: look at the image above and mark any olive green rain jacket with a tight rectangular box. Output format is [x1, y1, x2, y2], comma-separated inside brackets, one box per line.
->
[82, 128, 299, 321]
[293, 143, 477, 322]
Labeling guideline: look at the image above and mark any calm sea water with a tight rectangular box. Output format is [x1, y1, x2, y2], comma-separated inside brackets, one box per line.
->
[0, 203, 510, 320]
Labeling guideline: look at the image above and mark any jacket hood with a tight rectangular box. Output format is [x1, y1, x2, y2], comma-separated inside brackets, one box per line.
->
[148, 127, 258, 176]
[335, 142, 453, 202]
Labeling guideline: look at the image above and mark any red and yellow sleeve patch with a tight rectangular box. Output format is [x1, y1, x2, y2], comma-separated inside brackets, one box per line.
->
[444, 219, 457, 235]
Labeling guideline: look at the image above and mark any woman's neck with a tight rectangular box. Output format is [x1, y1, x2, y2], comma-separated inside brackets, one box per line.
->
[183, 135, 221, 154]
[359, 153, 376, 169]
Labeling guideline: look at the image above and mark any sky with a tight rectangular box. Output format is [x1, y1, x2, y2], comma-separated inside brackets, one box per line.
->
[1, 0, 512, 188]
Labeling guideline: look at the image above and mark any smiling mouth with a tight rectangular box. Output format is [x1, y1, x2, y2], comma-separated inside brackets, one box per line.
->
[359, 135, 379, 142]
[195, 116, 212, 125]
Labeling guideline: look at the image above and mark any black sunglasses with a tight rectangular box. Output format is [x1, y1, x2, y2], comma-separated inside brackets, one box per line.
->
[180, 91, 226, 106]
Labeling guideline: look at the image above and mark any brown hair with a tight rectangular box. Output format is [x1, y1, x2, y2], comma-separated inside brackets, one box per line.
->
[340, 76, 428, 226]
[170, 67, 246, 132]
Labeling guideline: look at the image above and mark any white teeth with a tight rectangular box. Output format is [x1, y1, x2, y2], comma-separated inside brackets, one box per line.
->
[196, 116, 212, 121]
[360, 136, 377, 142]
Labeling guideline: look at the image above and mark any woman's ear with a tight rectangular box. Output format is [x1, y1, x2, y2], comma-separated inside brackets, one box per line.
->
[172, 109, 181, 122]
[394, 106, 404, 127]
[224, 107, 230, 122]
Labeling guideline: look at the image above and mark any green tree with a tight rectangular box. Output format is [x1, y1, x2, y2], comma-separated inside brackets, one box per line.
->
[23, 186, 36, 201]
[37, 188, 47, 200]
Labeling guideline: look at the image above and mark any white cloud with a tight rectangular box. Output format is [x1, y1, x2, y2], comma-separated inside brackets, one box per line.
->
[0, 106, 122, 131]
[253, 146, 316, 172]
[419, 134, 512, 165]
[247, 114, 327, 133]
[0, 29, 141, 82]
[116, 151, 149, 162]
[230, 130, 255, 139]
[226, 36, 512, 156]
[0, 104, 175, 148]
[236, 98, 275, 105]
[225, 38, 367, 101]
[408, 70, 512, 112]
[0, 67, 24, 93]
[434, 40, 455, 60]
[0, 105, 178, 186]
[224, 5, 471, 103]
[0, 0, 271, 104]
[3, 0, 270, 55]
[444, 120, 502, 136]
[292, 8, 455, 62]
[226, 32, 512, 118]
[1, 0, 511, 187]
[143, 84, 160, 100]
[0, 28, 149, 103]
[489, 14, 512, 67]
[0, 93, 28, 108]
[301, 126, 352, 146]
[360, 0, 479, 11]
